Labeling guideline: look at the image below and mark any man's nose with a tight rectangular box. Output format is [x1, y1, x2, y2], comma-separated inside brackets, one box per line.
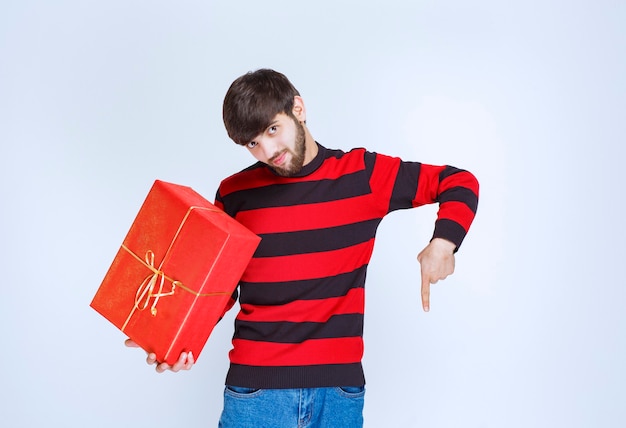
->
[260, 138, 278, 160]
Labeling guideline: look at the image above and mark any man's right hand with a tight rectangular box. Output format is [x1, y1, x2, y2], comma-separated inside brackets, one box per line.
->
[124, 339, 195, 373]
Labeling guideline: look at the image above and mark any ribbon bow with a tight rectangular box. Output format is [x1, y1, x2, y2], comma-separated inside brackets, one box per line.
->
[134, 250, 178, 316]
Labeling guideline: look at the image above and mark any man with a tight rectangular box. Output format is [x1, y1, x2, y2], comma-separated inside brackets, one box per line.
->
[128, 69, 479, 427]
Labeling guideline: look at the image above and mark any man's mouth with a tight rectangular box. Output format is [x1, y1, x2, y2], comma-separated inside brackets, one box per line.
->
[272, 151, 288, 167]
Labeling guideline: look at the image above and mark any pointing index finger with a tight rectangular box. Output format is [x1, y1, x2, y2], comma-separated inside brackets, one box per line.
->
[421, 270, 431, 312]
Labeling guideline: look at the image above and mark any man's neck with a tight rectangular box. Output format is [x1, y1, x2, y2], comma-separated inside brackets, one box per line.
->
[302, 126, 318, 166]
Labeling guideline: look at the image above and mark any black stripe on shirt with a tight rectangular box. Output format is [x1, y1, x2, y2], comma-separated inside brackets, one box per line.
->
[255, 219, 380, 257]
[225, 363, 365, 389]
[439, 165, 465, 181]
[438, 186, 479, 213]
[432, 218, 469, 249]
[220, 171, 372, 212]
[389, 161, 420, 212]
[239, 265, 367, 305]
[234, 313, 364, 343]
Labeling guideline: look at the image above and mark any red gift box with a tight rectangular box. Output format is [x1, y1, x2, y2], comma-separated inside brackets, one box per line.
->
[90, 180, 260, 365]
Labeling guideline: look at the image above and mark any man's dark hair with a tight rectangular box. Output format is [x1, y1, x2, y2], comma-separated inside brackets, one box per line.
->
[223, 69, 301, 146]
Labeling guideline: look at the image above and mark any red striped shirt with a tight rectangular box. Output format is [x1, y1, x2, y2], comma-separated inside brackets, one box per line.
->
[215, 144, 478, 389]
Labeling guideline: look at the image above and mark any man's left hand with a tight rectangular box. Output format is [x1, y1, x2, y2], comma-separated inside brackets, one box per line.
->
[417, 238, 456, 312]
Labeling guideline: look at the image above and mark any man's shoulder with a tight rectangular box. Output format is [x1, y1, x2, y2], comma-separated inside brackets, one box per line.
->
[321, 146, 372, 162]
[217, 161, 266, 195]
[325, 145, 366, 155]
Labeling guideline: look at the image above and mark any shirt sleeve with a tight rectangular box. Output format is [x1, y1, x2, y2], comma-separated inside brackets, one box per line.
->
[376, 153, 479, 251]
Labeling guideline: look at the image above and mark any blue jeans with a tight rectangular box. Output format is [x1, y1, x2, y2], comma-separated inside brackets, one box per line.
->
[218, 386, 365, 428]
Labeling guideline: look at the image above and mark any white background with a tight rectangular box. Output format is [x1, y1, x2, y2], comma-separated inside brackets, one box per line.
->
[1, 1, 624, 427]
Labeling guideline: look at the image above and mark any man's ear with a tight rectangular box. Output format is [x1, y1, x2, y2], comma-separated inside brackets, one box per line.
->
[292, 96, 307, 122]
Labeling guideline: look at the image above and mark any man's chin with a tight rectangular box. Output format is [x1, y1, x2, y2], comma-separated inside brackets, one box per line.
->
[273, 167, 299, 177]
[272, 162, 304, 177]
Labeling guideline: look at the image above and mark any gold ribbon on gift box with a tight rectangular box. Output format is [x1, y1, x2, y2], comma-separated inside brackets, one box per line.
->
[120, 206, 233, 332]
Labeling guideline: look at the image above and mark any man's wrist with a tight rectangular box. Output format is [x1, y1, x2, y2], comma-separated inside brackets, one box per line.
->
[430, 237, 457, 253]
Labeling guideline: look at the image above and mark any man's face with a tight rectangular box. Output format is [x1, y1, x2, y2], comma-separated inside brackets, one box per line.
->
[245, 113, 306, 177]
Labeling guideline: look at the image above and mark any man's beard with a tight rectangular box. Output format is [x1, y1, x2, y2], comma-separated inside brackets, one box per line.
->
[271, 119, 306, 177]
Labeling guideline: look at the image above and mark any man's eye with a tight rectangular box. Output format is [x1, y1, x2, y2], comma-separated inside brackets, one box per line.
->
[268, 126, 277, 134]
[246, 141, 258, 149]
